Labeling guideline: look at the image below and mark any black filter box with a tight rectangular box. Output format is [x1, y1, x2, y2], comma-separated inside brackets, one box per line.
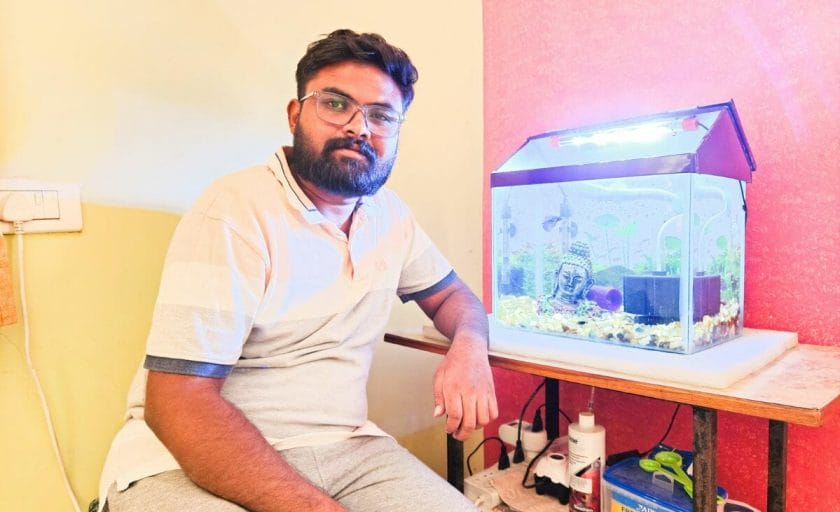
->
[623, 273, 721, 324]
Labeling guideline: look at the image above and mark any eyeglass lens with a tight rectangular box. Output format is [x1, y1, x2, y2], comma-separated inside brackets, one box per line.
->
[313, 92, 402, 137]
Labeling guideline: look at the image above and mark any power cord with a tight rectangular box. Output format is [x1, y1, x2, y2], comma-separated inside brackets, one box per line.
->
[531, 406, 544, 432]
[606, 403, 683, 467]
[513, 379, 545, 463]
[534, 403, 572, 427]
[520, 437, 555, 489]
[2, 195, 82, 512]
[519, 405, 573, 489]
[739, 181, 748, 225]
[466, 436, 510, 476]
[644, 403, 681, 455]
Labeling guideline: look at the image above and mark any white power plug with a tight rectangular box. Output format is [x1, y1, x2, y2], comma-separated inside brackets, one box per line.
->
[0, 179, 82, 234]
[0, 192, 36, 224]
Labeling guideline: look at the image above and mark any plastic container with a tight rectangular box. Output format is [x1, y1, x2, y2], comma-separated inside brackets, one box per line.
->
[603, 457, 693, 512]
[568, 411, 605, 512]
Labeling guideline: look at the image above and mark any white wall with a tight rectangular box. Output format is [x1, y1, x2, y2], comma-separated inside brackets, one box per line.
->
[1, 0, 484, 487]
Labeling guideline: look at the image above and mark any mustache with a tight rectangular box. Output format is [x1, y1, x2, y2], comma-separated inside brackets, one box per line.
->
[323, 137, 376, 164]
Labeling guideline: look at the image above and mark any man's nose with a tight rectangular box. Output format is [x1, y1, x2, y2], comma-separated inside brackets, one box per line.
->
[344, 109, 371, 138]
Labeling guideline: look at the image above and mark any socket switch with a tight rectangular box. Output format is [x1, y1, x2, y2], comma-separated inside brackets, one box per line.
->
[0, 178, 82, 234]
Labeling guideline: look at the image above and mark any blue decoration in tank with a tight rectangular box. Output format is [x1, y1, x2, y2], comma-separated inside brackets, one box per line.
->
[490, 100, 755, 354]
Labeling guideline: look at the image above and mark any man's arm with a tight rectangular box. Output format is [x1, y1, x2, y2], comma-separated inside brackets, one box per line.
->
[415, 277, 499, 441]
[144, 370, 345, 512]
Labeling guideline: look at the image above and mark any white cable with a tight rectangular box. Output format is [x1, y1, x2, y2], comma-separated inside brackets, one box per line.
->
[14, 223, 82, 512]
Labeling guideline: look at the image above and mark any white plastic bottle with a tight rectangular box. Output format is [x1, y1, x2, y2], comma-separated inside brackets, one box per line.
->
[567, 410, 605, 512]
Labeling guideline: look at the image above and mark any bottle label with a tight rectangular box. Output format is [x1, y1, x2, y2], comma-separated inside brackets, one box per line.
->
[570, 474, 593, 493]
[568, 458, 601, 512]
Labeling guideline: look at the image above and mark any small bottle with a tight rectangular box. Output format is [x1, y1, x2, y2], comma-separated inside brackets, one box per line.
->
[567, 411, 605, 512]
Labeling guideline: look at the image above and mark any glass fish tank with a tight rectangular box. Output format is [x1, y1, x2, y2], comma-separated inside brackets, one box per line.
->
[491, 101, 755, 354]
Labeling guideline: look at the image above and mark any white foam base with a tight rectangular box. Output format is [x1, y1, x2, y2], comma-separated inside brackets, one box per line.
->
[488, 319, 797, 389]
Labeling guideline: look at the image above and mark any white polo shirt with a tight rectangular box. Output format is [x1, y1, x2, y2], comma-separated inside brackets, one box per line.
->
[98, 148, 454, 506]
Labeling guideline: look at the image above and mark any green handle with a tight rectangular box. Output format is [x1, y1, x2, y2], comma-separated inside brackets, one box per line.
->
[639, 458, 725, 503]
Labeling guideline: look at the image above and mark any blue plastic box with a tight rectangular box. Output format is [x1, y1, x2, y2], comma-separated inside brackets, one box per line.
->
[602, 457, 694, 512]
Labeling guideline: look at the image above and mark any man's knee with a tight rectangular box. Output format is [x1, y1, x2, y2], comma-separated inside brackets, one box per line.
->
[104, 471, 247, 512]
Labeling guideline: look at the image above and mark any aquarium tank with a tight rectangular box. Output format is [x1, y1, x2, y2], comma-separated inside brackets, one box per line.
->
[491, 101, 755, 354]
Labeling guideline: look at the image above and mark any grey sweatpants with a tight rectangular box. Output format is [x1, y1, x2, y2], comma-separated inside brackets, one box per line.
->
[105, 436, 478, 512]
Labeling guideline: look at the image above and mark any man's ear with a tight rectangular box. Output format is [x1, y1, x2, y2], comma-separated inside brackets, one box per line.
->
[287, 98, 301, 133]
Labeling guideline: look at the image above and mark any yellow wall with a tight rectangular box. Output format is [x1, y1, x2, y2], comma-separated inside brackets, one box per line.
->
[1, 1, 484, 509]
[0, 204, 179, 509]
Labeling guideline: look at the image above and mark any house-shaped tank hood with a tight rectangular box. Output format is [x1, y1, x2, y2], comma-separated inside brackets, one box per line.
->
[491, 100, 755, 188]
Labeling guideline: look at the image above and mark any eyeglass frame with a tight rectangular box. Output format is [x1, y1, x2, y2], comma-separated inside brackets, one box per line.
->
[298, 89, 405, 138]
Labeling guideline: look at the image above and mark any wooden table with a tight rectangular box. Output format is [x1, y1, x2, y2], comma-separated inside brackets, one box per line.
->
[384, 330, 840, 512]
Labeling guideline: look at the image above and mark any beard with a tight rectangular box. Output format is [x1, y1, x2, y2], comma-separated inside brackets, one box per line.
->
[288, 125, 396, 197]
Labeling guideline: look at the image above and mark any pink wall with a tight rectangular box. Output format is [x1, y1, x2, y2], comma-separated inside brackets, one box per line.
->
[482, 1, 840, 509]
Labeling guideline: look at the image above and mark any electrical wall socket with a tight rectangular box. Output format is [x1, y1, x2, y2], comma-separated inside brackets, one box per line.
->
[0, 178, 82, 234]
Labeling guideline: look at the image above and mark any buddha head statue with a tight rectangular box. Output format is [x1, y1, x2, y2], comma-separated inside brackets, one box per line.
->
[553, 241, 594, 305]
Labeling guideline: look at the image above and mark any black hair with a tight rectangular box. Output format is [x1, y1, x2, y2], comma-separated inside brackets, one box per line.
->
[296, 29, 418, 110]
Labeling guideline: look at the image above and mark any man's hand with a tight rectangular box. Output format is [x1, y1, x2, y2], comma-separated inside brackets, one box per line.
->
[432, 334, 498, 440]
[415, 275, 499, 441]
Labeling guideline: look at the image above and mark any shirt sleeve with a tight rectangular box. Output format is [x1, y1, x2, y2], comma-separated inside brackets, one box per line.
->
[144, 189, 267, 376]
[395, 208, 454, 302]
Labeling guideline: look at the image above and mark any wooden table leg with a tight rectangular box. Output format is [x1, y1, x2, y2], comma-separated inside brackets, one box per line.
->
[767, 420, 787, 512]
[693, 406, 718, 512]
[447, 433, 464, 492]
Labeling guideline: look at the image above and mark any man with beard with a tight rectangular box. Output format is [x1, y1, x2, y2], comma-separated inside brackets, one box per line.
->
[96, 29, 497, 512]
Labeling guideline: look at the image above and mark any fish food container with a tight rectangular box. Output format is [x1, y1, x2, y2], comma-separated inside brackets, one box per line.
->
[602, 458, 694, 512]
[490, 101, 755, 354]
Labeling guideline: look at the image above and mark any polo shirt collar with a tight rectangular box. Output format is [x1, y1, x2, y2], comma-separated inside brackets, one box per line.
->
[267, 146, 373, 223]
[268, 146, 324, 224]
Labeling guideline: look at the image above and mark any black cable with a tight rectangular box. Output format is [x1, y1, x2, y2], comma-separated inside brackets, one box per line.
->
[606, 404, 684, 466]
[739, 180, 748, 225]
[557, 405, 573, 425]
[466, 436, 495, 476]
[520, 436, 555, 488]
[497, 444, 511, 470]
[514, 380, 545, 462]
[533, 403, 573, 431]
[644, 403, 681, 455]
[519, 404, 574, 488]
[532, 406, 544, 432]
[466, 436, 508, 476]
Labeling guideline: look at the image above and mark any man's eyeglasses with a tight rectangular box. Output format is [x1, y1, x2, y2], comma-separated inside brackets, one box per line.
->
[299, 90, 404, 138]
